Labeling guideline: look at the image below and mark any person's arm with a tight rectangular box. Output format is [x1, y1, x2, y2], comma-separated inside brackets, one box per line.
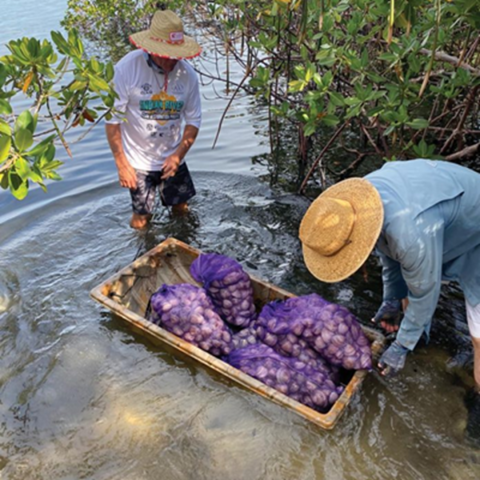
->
[105, 124, 137, 189]
[161, 125, 199, 179]
[396, 226, 444, 350]
[379, 251, 408, 301]
[372, 251, 409, 333]
[105, 61, 137, 188]
[379, 213, 444, 375]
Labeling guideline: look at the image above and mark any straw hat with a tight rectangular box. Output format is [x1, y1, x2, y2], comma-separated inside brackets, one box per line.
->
[129, 10, 202, 60]
[299, 178, 384, 283]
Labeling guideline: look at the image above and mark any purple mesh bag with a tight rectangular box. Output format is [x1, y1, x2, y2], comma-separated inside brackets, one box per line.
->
[255, 298, 341, 382]
[231, 326, 260, 351]
[227, 344, 344, 412]
[190, 253, 256, 328]
[304, 302, 372, 370]
[256, 294, 372, 371]
[149, 283, 233, 357]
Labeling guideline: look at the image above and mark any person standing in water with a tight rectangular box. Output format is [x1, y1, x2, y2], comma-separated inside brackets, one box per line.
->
[298, 159, 480, 443]
[106, 9, 202, 229]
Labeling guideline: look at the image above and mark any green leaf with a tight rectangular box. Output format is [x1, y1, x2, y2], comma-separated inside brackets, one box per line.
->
[105, 62, 114, 82]
[15, 156, 30, 180]
[68, 28, 84, 57]
[0, 171, 8, 189]
[26, 135, 55, 157]
[321, 114, 340, 127]
[315, 53, 336, 67]
[0, 99, 12, 115]
[15, 128, 33, 152]
[15, 110, 35, 134]
[0, 134, 11, 162]
[381, 111, 400, 122]
[88, 75, 110, 92]
[378, 52, 397, 64]
[44, 160, 63, 170]
[304, 123, 317, 137]
[344, 97, 361, 106]
[69, 80, 88, 91]
[0, 63, 6, 89]
[345, 103, 363, 119]
[289, 80, 306, 92]
[367, 105, 384, 117]
[55, 57, 68, 73]
[51, 31, 70, 55]
[90, 57, 101, 73]
[322, 14, 334, 32]
[329, 91, 345, 106]
[28, 165, 43, 183]
[27, 38, 40, 58]
[45, 170, 62, 181]
[384, 124, 396, 136]
[360, 49, 369, 69]
[40, 43, 54, 60]
[0, 120, 11, 136]
[367, 72, 386, 83]
[42, 144, 56, 163]
[406, 118, 429, 130]
[8, 171, 28, 200]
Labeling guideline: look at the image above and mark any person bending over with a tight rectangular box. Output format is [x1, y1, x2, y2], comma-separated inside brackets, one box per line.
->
[298, 159, 480, 443]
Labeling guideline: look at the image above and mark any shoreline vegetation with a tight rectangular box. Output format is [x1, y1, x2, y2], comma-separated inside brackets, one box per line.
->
[1, 0, 479, 199]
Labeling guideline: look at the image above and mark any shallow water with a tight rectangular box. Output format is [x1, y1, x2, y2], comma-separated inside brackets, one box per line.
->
[1, 2, 480, 479]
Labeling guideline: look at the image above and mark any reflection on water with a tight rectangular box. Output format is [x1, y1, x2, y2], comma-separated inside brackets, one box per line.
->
[1, 172, 479, 479]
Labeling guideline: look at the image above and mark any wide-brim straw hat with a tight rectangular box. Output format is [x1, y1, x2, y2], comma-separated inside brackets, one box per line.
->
[299, 178, 384, 283]
[130, 10, 202, 60]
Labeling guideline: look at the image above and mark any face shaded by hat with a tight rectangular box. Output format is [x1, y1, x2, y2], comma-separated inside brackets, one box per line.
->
[299, 178, 384, 283]
[130, 10, 202, 60]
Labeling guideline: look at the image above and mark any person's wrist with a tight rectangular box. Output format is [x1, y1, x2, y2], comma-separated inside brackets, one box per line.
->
[115, 155, 130, 169]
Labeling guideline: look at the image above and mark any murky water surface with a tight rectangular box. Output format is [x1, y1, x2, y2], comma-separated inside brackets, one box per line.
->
[1, 2, 480, 479]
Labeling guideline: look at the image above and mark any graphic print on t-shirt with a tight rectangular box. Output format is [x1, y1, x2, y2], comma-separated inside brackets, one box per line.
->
[139, 90, 184, 125]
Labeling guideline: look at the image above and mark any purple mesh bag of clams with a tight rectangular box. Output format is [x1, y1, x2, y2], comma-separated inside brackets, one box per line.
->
[256, 294, 372, 371]
[227, 344, 344, 412]
[190, 253, 256, 328]
[149, 283, 233, 357]
[255, 297, 341, 382]
[231, 326, 260, 351]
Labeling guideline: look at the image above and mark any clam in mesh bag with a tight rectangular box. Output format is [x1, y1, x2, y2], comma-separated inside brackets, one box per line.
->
[227, 344, 344, 412]
[190, 253, 256, 328]
[149, 283, 233, 357]
[256, 294, 372, 370]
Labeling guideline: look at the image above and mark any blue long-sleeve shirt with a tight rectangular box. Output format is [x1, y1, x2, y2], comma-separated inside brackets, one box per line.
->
[366, 160, 480, 350]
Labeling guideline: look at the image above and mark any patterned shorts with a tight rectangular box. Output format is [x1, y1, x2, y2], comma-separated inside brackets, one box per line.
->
[130, 163, 196, 215]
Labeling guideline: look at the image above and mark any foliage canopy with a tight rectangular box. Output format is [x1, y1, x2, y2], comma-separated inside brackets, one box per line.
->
[0, 30, 116, 199]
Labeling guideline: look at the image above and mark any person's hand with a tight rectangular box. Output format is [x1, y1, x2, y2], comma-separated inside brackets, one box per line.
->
[372, 299, 404, 334]
[378, 340, 409, 377]
[118, 163, 137, 189]
[465, 388, 480, 447]
[161, 154, 181, 180]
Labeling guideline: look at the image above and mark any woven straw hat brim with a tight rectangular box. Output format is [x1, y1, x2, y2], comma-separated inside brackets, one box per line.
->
[130, 30, 202, 60]
[301, 178, 384, 283]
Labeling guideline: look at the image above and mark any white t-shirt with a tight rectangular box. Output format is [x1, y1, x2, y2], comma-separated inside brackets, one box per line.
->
[106, 49, 202, 171]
